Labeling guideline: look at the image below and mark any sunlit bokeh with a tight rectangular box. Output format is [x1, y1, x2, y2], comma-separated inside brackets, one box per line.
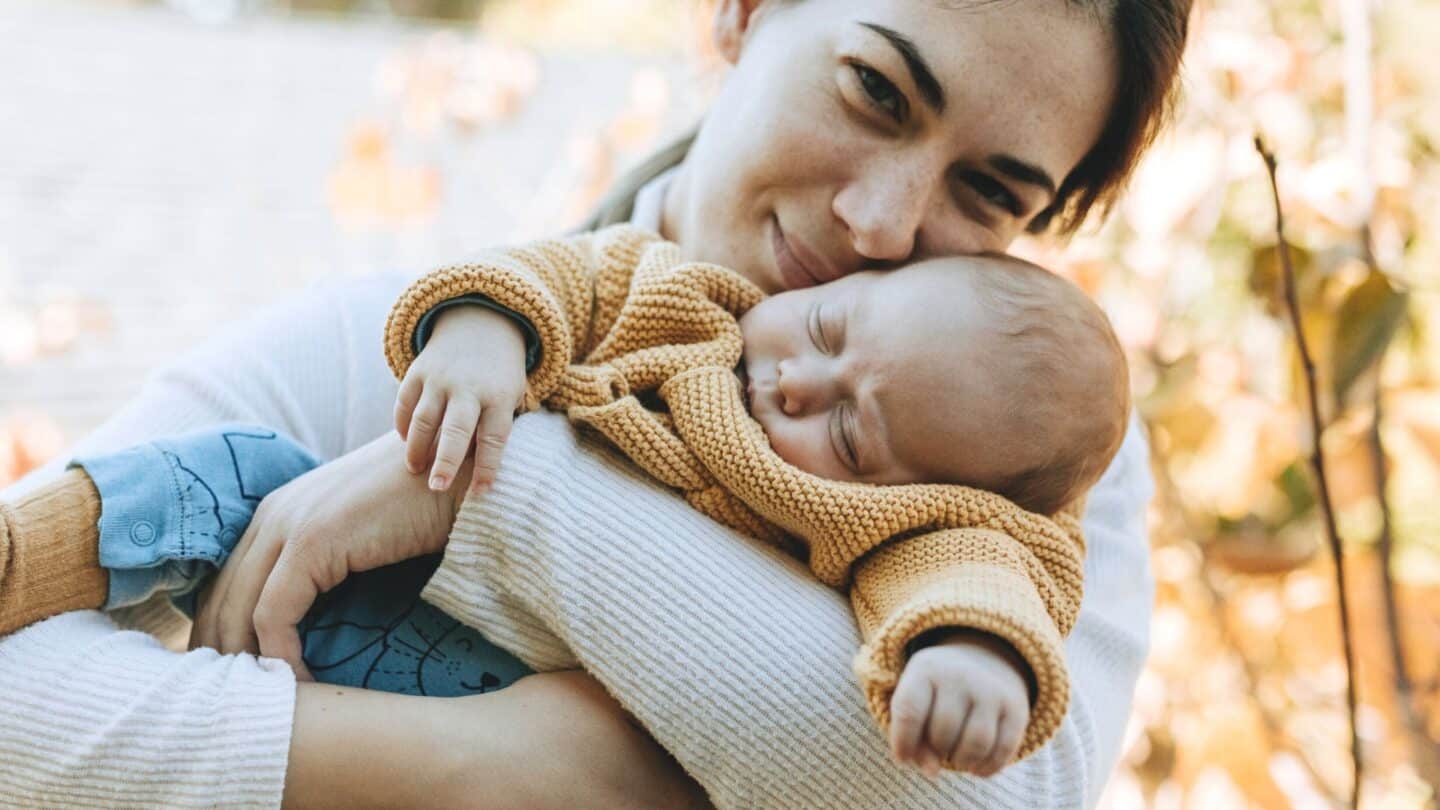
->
[2, 1, 1436, 806]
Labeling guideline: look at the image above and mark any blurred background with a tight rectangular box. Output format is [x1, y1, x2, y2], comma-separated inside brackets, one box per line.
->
[1, 0, 1437, 806]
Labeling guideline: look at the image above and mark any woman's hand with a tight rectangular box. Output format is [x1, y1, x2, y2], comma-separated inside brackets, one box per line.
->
[190, 432, 467, 677]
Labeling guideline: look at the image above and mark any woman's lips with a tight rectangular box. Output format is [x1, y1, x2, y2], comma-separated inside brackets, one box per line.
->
[770, 217, 833, 291]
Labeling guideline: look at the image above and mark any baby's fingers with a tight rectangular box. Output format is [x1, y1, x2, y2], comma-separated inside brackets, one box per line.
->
[924, 689, 970, 776]
[888, 676, 935, 768]
[468, 405, 515, 495]
[975, 707, 1027, 777]
[952, 701, 999, 774]
[430, 394, 482, 491]
[405, 386, 446, 476]
[394, 373, 424, 441]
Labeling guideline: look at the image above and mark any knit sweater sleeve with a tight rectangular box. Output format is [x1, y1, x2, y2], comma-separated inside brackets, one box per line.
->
[848, 500, 1087, 764]
[381, 226, 664, 409]
[0, 469, 108, 636]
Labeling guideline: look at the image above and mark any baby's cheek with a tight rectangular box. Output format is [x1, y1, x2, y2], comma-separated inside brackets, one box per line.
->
[761, 420, 838, 480]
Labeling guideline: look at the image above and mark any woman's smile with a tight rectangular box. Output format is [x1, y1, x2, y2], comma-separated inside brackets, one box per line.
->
[770, 216, 822, 290]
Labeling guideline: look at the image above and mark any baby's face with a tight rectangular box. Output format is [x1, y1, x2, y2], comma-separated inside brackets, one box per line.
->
[738, 259, 1025, 488]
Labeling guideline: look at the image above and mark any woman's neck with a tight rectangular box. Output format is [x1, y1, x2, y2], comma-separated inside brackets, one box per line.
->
[658, 164, 689, 248]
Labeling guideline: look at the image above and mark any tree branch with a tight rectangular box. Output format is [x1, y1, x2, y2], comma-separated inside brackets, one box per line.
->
[1255, 135, 1362, 809]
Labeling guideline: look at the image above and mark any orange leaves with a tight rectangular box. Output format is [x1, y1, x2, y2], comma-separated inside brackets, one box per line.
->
[0, 411, 64, 488]
[327, 122, 440, 229]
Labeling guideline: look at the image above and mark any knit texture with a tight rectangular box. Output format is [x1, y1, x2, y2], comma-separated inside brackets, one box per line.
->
[0, 469, 108, 635]
[2, 268, 1150, 808]
[385, 224, 1087, 761]
[0, 611, 294, 808]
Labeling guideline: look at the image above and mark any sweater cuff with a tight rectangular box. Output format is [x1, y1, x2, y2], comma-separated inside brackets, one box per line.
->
[414, 294, 542, 374]
[0, 469, 108, 635]
[852, 561, 1070, 764]
[384, 257, 576, 409]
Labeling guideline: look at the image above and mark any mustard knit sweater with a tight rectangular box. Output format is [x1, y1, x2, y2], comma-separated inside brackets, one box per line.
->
[383, 225, 1088, 763]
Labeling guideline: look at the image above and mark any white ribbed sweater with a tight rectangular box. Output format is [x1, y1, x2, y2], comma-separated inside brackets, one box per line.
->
[0, 264, 1153, 810]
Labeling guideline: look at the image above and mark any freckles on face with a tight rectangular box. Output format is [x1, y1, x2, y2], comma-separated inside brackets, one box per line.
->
[671, 0, 1118, 296]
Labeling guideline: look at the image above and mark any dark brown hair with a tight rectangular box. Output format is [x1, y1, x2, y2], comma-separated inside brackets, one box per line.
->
[1032, 0, 1192, 235]
[584, 0, 1192, 236]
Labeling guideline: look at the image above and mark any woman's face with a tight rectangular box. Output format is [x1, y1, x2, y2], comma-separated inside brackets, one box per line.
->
[662, 0, 1118, 294]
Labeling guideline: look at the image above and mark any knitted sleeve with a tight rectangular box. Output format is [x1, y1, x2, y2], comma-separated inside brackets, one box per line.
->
[0, 468, 108, 636]
[382, 225, 663, 410]
[848, 500, 1086, 765]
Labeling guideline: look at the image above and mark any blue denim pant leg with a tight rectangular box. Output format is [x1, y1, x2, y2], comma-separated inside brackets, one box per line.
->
[298, 554, 534, 696]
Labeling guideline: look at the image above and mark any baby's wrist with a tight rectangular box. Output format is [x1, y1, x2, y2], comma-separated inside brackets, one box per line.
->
[910, 627, 1035, 699]
[433, 304, 525, 344]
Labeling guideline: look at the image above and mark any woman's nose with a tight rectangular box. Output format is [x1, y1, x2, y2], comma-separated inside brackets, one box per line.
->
[832, 159, 933, 264]
[776, 358, 837, 416]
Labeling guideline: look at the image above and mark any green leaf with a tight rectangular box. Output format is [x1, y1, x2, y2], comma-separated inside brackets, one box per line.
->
[1331, 270, 1408, 407]
[1249, 242, 1314, 317]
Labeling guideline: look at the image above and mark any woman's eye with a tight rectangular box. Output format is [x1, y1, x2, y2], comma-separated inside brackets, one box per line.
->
[962, 171, 1021, 217]
[850, 63, 906, 123]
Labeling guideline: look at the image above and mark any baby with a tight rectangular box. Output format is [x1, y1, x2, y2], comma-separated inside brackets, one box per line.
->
[385, 225, 1129, 778]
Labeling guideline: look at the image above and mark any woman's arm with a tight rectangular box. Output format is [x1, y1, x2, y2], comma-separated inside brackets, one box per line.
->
[421, 411, 1156, 809]
[286, 672, 709, 810]
[2, 276, 707, 807]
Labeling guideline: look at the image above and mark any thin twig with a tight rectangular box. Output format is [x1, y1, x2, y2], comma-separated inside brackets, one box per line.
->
[1255, 135, 1362, 810]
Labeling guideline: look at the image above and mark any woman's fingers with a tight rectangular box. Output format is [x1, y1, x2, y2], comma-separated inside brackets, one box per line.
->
[251, 544, 320, 680]
[468, 404, 515, 495]
[405, 386, 446, 475]
[428, 394, 481, 492]
[191, 513, 263, 652]
[212, 522, 289, 657]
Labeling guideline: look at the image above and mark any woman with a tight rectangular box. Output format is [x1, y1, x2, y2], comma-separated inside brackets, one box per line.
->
[0, 0, 1189, 806]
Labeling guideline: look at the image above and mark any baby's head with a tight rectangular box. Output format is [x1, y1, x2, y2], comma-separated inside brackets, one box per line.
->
[737, 253, 1129, 515]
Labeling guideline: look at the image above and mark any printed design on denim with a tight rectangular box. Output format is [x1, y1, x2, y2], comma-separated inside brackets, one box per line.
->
[298, 556, 531, 697]
[222, 429, 289, 503]
[163, 451, 224, 559]
[163, 428, 286, 558]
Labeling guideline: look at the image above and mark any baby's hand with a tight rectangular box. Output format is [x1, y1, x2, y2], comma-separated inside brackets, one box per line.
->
[888, 630, 1030, 779]
[394, 305, 528, 495]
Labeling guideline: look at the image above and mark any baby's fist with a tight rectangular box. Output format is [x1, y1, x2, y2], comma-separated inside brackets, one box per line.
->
[888, 631, 1030, 778]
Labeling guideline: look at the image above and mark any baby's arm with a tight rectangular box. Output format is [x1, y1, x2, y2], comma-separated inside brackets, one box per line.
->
[848, 502, 1087, 773]
[383, 226, 661, 494]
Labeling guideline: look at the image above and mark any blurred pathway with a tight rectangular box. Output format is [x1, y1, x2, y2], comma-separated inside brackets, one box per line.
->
[0, 2, 685, 442]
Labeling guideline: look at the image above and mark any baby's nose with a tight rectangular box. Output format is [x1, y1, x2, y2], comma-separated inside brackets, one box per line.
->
[777, 359, 834, 416]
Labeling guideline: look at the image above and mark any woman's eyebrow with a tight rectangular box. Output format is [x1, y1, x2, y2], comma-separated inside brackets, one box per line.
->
[988, 155, 1058, 198]
[857, 22, 945, 114]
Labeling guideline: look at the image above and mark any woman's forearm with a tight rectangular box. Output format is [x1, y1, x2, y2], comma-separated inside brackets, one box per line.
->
[285, 673, 709, 810]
